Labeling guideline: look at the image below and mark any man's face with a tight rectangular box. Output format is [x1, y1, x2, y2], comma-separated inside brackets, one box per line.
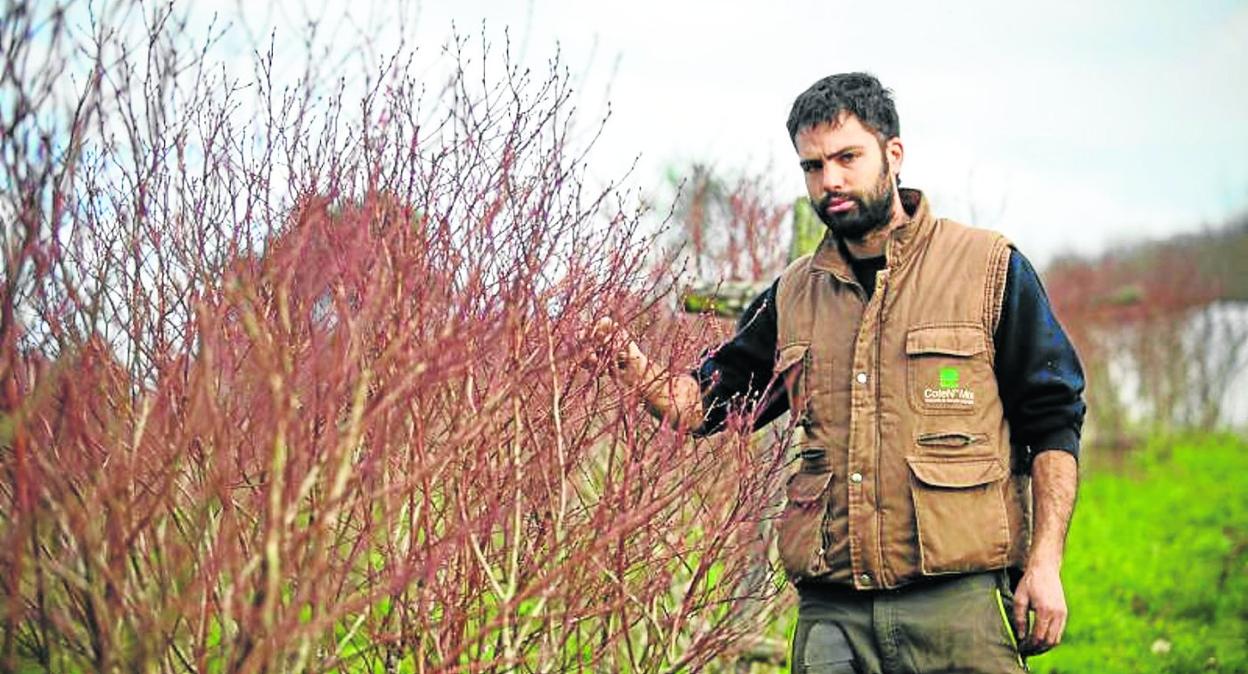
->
[794, 113, 903, 241]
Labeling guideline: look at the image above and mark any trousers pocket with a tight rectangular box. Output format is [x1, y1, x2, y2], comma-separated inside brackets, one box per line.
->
[994, 583, 1028, 669]
[907, 456, 1009, 574]
[797, 621, 859, 673]
[777, 450, 834, 579]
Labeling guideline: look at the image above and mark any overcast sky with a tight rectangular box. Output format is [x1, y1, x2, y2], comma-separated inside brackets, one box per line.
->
[199, 0, 1248, 266]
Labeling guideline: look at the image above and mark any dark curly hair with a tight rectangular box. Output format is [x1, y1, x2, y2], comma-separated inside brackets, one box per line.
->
[786, 73, 899, 145]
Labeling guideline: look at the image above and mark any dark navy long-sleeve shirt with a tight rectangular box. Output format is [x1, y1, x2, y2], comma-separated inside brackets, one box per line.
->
[692, 249, 1086, 464]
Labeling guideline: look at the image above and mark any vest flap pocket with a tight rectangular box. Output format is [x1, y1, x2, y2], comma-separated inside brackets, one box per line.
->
[905, 325, 986, 357]
[775, 342, 811, 422]
[775, 342, 810, 374]
[778, 452, 833, 579]
[787, 460, 833, 504]
[907, 457, 1006, 488]
[907, 456, 1011, 574]
[905, 325, 990, 416]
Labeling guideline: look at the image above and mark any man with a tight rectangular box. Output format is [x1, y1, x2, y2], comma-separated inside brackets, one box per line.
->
[590, 73, 1084, 673]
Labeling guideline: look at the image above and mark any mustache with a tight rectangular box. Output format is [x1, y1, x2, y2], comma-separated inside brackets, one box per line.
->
[819, 193, 859, 209]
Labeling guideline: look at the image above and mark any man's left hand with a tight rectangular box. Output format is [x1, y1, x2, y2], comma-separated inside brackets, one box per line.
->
[1012, 562, 1067, 655]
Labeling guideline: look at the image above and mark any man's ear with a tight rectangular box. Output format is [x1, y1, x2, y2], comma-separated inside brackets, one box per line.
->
[885, 137, 904, 179]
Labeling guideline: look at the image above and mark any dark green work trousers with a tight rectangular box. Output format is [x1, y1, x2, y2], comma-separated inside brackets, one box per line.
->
[791, 571, 1028, 673]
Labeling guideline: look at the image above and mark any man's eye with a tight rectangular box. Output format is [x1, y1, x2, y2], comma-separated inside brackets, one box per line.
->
[801, 161, 821, 173]
[840, 153, 858, 164]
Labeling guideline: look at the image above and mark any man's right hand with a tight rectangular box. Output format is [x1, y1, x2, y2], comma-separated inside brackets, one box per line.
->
[580, 317, 647, 382]
[577, 317, 704, 431]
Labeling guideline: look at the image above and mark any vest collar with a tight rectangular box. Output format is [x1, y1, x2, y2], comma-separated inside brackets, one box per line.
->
[809, 188, 935, 280]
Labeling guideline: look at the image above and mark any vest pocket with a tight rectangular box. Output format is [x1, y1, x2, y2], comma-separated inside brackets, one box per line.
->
[775, 342, 811, 425]
[777, 447, 833, 579]
[905, 325, 989, 416]
[916, 431, 990, 457]
[907, 456, 1010, 574]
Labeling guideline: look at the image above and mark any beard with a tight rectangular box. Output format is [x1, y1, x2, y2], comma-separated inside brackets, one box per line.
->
[814, 163, 895, 241]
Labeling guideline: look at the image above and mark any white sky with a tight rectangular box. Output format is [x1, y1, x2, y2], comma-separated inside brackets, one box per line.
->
[193, 0, 1248, 265]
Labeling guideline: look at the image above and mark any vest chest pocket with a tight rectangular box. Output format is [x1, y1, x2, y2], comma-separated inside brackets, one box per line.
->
[905, 325, 990, 416]
[777, 447, 834, 579]
[907, 456, 1010, 574]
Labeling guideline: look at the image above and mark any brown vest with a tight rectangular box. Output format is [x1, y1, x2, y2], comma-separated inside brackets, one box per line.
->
[773, 189, 1029, 590]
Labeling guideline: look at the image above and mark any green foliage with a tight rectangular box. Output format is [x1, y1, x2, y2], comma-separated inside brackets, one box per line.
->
[681, 282, 766, 317]
[1032, 434, 1248, 674]
[789, 198, 823, 263]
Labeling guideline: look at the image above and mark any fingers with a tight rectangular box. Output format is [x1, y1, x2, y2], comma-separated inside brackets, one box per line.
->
[1026, 600, 1068, 654]
[575, 317, 614, 355]
[1012, 583, 1031, 642]
[587, 317, 624, 354]
[1011, 565, 1067, 655]
[576, 316, 639, 375]
[1014, 589, 1067, 655]
[589, 316, 615, 341]
[1026, 613, 1052, 654]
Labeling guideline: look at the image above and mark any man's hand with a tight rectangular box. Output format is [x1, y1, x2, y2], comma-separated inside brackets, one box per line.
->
[577, 316, 704, 431]
[579, 317, 647, 383]
[1013, 561, 1067, 654]
[1014, 449, 1078, 655]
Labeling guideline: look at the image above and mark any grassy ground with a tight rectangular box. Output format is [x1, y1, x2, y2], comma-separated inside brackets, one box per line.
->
[1029, 433, 1248, 673]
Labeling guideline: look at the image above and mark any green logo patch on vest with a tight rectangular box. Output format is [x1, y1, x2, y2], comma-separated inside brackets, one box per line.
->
[924, 366, 975, 407]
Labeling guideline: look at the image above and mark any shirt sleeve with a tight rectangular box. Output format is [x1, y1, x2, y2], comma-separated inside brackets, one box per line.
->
[691, 280, 787, 436]
[994, 249, 1087, 465]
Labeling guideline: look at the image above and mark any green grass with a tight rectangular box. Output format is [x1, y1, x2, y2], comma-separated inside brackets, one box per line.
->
[1031, 433, 1248, 674]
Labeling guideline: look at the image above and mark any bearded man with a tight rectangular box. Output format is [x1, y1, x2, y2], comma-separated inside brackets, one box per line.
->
[591, 73, 1085, 673]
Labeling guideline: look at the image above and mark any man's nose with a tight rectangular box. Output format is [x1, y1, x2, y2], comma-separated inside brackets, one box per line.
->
[820, 165, 845, 195]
